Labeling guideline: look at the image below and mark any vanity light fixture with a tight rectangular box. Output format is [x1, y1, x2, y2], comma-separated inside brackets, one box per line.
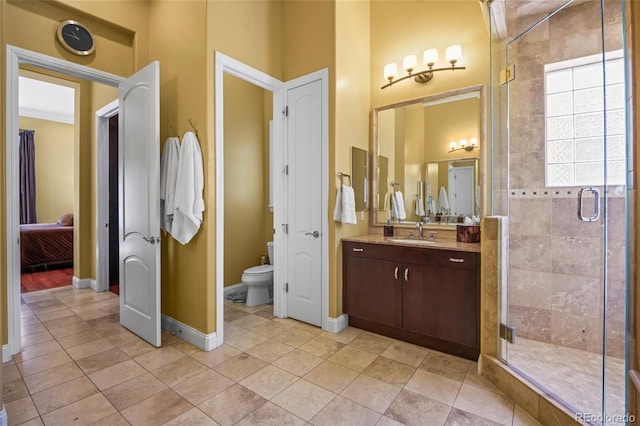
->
[382, 45, 465, 89]
[448, 137, 479, 153]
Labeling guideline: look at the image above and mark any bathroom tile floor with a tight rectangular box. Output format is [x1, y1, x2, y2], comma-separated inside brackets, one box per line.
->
[5, 286, 543, 425]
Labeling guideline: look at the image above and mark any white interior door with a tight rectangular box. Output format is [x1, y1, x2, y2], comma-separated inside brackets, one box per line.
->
[448, 165, 474, 216]
[285, 79, 323, 327]
[118, 61, 161, 346]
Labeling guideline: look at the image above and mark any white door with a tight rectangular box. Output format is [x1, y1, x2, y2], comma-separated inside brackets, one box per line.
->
[285, 79, 323, 326]
[118, 61, 161, 346]
[448, 165, 474, 216]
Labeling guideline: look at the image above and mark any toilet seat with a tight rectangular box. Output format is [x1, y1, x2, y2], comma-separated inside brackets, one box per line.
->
[243, 265, 273, 275]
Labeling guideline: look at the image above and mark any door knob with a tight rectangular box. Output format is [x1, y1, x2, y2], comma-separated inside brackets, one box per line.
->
[305, 231, 320, 238]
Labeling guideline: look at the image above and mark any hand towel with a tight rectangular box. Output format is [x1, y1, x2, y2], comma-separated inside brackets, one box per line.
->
[333, 186, 343, 222]
[340, 185, 357, 224]
[160, 137, 180, 233]
[415, 197, 425, 217]
[393, 191, 407, 220]
[172, 131, 205, 244]
[427, 196, 437, 215]
[438, 186, 450, 213]
[390, 193, 399, 219]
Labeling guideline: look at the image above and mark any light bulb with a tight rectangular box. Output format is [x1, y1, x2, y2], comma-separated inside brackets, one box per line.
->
[384, 63, 398, 82]
[459, 138, 467, 148]
[449, 141, 457, 151]
[445, 45, 462, 65]
[423, 48, 438, 68]
[470, 137, 478, 147]
[403, 55, 417, 74]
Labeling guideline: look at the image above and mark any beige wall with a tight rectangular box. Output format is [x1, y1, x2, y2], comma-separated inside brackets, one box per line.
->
[149, 0, 209, 332]
[18, 116, 74, 224]
[223, 74, 271, 288]
[370, 1, 489, 109]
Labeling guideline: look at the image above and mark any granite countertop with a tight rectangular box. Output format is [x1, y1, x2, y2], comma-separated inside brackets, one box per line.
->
[342, 234, 481, 253]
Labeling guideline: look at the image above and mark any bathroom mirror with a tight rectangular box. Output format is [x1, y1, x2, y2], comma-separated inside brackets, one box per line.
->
[371, 85, 485, 226]
[351, 147, 368, 211]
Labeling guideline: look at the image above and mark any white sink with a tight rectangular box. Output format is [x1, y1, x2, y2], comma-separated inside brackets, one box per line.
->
[387, 238, 437, 245]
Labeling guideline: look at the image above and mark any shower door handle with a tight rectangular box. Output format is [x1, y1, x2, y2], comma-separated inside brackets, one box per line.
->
[577, 187, 600, 222]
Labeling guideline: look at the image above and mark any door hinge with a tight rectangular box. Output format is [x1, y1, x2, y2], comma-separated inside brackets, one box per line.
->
[282, 106, 289, 117]
[500, 64, 515, 85]
[284, 165, 289, 175]
[500, 323, 516, 344]
[285, 282, 289, 292]
[282, 224, 288, 234]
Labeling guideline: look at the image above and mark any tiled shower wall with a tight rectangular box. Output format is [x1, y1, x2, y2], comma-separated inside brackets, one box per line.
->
[505, 1, 626, 358]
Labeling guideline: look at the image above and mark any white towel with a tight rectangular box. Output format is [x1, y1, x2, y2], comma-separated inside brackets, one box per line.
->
[438, 186, 450, 213]
[341, 185, 357, 224]
[427, 196, 437, 215]
[415, 197, 425, 217]
[160, 137, 180, 234]
[393, 191, 406, 220]
[333, 187, 343, 222]
[172, 131, 205, 244]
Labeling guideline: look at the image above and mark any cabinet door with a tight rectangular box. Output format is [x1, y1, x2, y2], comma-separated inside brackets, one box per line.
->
[403, 262, 478, 347]
[344, 255, 402, 328]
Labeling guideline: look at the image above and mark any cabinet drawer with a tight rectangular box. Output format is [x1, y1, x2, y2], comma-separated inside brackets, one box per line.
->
[344, 241, 441, 265]
[344, 241, 398, 261]
[432, 250, 477, 271]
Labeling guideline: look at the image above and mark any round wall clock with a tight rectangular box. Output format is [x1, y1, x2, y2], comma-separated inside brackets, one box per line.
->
[56, 20, 95, 56]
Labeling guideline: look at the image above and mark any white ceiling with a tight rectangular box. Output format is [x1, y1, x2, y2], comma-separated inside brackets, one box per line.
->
[19, 76, 75, 124]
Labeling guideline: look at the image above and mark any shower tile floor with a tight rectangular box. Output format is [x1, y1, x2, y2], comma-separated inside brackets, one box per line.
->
[5, 285, 545, 425]
[508, 337, 625, 425]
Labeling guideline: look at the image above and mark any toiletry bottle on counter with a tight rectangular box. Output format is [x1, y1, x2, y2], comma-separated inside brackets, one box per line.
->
[384, 220, 394, 237]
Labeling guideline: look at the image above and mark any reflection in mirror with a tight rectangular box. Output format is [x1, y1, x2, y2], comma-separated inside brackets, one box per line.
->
[377, 155, 388, 211]
[426, 159, 479, 217]
[371, 85, 484, 226]
[351, 147, 368, 211]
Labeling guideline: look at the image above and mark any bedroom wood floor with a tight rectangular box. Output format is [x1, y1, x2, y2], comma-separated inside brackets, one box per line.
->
[21, 267, 73, 293]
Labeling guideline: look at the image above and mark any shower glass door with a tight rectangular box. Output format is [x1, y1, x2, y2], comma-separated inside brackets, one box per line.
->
[491, 0, 627, 422]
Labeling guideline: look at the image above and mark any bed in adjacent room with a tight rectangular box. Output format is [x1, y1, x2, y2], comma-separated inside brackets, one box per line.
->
[20, 213, 74, 270]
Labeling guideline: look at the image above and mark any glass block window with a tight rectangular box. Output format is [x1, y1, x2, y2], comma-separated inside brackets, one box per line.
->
[544, 50, 626, 187]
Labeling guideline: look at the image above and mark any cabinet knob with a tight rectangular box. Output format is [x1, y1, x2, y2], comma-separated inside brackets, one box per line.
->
[394, 266, 399, 280]
[404, 268, 409, 282]
[352, 248, 364, 252]
[449, 258, 465, 263]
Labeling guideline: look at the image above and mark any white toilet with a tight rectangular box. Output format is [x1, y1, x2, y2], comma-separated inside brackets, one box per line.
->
[242, 241, 274, 306]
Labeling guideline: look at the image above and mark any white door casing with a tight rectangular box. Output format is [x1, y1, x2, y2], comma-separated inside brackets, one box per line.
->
[96, 100, 119, 293]
[284, 79, 323, 327]
[5, 46, 124, 358]
[118, 61, 162, 347]
[214, 52, 329, 346]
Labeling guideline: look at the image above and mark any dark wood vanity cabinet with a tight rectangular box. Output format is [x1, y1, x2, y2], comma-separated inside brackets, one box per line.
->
[343, 240, 480, 360]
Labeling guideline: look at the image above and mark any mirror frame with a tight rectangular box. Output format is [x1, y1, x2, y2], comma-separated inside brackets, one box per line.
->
[371, 84, 487, 227]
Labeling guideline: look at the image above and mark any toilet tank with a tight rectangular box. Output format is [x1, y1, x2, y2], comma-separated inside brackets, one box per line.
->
[267, 241, 274, 266]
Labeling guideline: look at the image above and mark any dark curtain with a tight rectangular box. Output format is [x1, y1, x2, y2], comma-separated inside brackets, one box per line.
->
[19, 130, 37, 224]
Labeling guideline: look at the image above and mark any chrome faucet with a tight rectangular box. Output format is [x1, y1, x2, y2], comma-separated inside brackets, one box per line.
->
[416, 222, 424, 239]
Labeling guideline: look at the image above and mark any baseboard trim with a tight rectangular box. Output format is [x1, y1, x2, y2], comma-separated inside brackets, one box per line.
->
[2, 344, 10, 363]
[161, 314, 220, 352]
[72, 276, 94, 289]
[324, 314, 348, 333]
